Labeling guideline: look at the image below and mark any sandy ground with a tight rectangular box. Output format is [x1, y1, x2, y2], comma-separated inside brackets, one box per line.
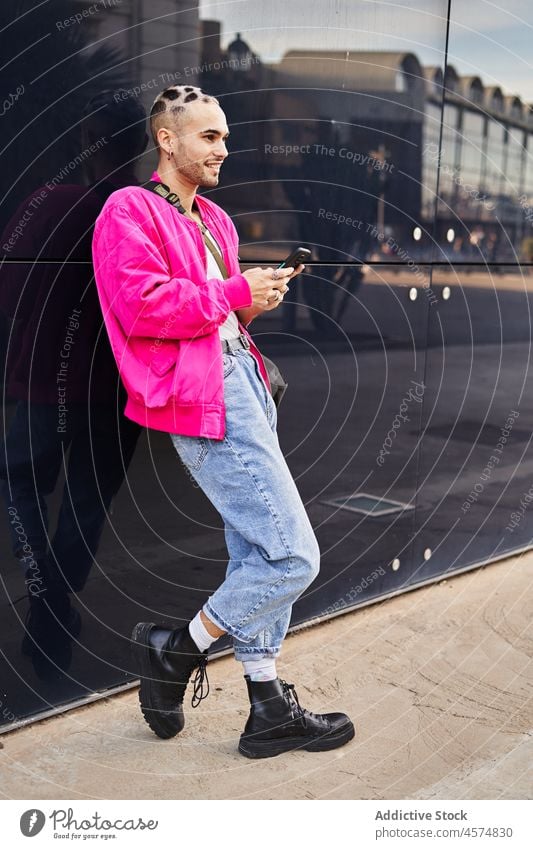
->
[1, 550, 532, 800]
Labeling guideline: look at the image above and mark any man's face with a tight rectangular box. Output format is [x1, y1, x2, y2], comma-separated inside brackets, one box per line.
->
[169, 102, 229, 189]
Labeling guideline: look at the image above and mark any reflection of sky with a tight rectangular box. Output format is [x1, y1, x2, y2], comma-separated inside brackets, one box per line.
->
[200, 0, 533, 102]
[448, 1, 533, 101]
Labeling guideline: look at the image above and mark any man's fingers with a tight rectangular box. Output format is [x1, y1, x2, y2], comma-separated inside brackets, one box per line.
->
[288, 263, 305, 279]
[271, 266, 293, 280]
[272, 269, 294, 288]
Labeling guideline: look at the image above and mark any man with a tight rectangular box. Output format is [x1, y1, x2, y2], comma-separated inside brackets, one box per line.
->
[92, 84, 354, 758]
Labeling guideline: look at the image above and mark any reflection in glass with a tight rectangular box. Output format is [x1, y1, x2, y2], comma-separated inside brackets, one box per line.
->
[435, 0, 533, 261]
[416, 264, 533, 575]
[0, 89, 146, 681]
[2, 0, 533, 732]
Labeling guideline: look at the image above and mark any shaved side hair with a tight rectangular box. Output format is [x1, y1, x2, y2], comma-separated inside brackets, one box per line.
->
[149, 85, 219, 148]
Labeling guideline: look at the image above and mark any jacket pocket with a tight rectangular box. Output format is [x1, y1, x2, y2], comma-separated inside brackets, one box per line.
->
[150, 350, 178, 375]
[145, 338, 180, 376]
[128, 337, 179, 377]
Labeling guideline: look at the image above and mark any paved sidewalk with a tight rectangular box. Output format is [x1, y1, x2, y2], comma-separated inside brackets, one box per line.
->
[1, 552, 532, 800]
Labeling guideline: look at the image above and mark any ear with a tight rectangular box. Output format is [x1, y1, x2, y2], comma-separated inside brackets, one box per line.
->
[156, 126, 172, 154]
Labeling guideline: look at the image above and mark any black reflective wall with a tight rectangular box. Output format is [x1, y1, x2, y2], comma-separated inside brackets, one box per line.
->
[1, 0, 532, 730]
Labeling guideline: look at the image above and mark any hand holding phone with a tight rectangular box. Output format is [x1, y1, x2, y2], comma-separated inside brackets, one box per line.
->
[241, 246, 310, 315]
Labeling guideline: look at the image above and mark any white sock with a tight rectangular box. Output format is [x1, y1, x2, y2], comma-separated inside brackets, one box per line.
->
[188, 611, 218, 652]
[242, 657, 277, 681]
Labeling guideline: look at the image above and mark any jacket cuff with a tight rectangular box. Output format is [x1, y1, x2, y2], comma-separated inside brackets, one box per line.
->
[224, 273, 253, 310]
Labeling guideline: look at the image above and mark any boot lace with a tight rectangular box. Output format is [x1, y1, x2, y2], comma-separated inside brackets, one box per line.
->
[280, 679, 307, 729]
[191, 653, 210, 708]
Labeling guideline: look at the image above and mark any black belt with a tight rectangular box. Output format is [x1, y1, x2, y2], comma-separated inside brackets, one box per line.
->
[221, 333, 251, 353]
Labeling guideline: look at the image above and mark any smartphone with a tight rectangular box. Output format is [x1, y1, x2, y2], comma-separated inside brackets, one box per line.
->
[277, 246, 312, 269]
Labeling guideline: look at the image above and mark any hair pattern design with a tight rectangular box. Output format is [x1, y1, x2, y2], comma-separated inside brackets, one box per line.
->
[149, 85, 219, 147]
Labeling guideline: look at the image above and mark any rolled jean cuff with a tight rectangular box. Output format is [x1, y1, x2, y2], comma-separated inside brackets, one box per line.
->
[233, 647, 281, 661]
[203, 601, 281, 657]
[203, 600, 253, 643]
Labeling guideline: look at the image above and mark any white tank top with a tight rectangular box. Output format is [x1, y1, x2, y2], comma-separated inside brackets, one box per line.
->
[202, 223, 241, 341]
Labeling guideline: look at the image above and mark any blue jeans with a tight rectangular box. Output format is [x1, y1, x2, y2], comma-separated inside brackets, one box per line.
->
[169, 348, 320, 661]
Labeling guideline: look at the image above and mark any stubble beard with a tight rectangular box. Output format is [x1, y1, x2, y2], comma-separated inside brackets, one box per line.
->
[178, 159, 220, 189]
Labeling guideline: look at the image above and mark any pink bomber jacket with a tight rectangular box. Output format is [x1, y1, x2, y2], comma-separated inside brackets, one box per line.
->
[92, 171, 271, 438]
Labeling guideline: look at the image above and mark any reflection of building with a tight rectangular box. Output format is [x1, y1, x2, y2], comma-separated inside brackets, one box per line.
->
[199, 29, 533, 261]
[200, 21, 262, 88]
[91, 0, 200, 100]
[0, 0, 201, 232]
[200, 40, 423, 256]
[427, 64, 533, 258]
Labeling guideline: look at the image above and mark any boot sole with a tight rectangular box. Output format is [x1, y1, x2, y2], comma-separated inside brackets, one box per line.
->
[131, 622, 184, 740]
[238, 720, 355, 759]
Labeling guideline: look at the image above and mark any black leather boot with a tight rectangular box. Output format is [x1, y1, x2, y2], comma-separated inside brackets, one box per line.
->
[239, 676, 355, 759]
[131, 622, 209, 739]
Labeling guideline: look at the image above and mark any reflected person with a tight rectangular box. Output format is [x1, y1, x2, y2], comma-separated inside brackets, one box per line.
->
[0, 91, 145, 673]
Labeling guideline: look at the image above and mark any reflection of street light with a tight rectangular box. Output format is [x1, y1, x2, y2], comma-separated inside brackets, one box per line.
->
[446, 228, 455, 243]
[370, 144, 390, 232]
[413, 226, 422, 241]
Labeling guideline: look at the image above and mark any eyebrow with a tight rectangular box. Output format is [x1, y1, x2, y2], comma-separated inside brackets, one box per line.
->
[201, 128, 230, 137]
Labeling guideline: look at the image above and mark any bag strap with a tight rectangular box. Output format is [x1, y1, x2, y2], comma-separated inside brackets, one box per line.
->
[144, 180, 229, 280]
